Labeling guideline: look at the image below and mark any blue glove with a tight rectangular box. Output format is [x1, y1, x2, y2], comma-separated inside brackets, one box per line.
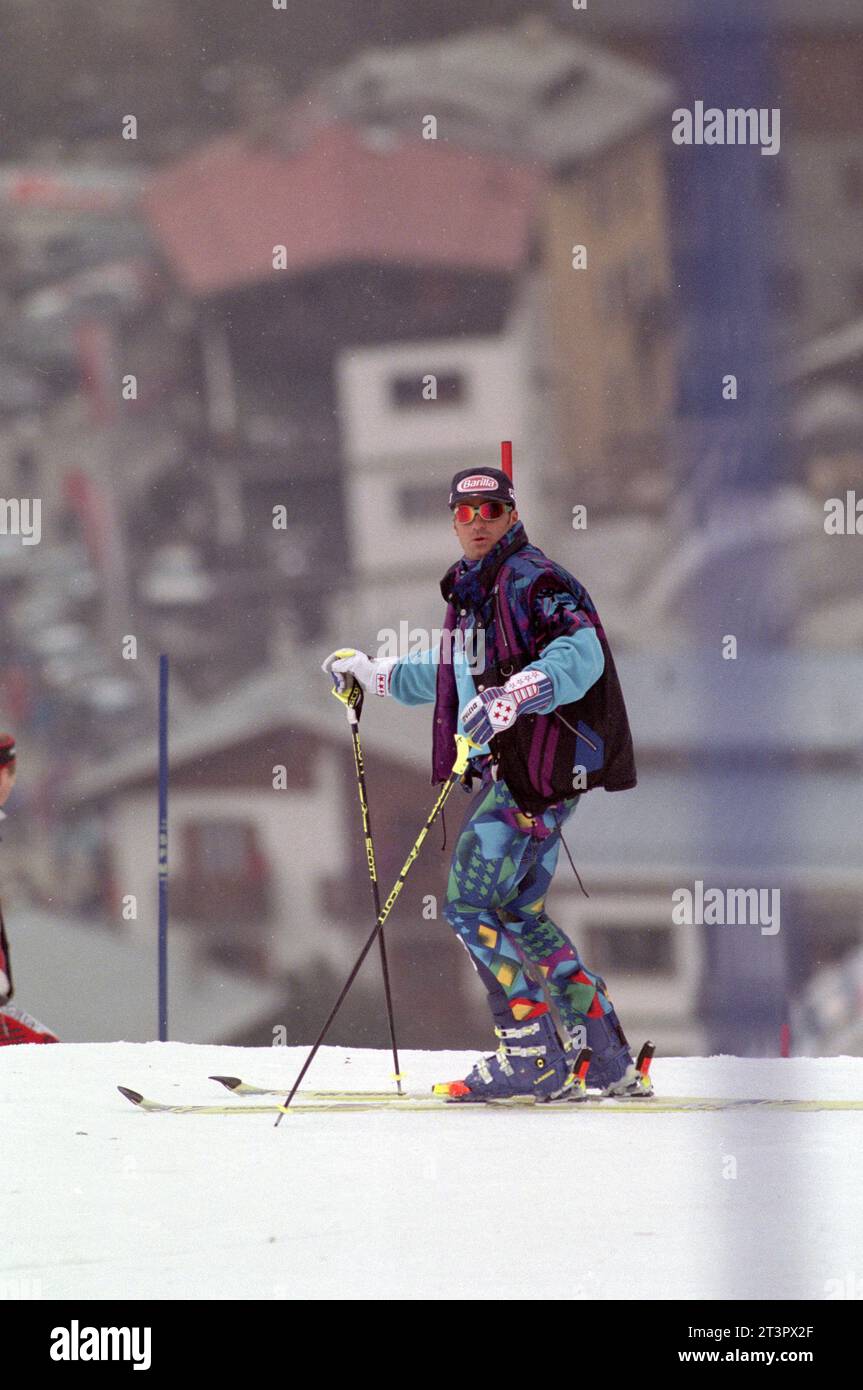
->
[460, 669, 553, 745]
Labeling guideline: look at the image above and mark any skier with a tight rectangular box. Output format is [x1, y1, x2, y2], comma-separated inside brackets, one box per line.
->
[323, 467, 649, 1102]
[0, 733, 58, 1045]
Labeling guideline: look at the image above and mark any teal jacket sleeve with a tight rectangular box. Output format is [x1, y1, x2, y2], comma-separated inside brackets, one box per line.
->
[528, 589, 605, 710]
[389, 647, 438, 706]
[390, 587, 605, 712]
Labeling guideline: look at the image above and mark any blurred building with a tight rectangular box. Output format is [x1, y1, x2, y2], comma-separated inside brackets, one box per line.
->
[140, 115, 545, 666]
[0, 163, 160, 743]
[134, 18, 681, 657]
[60, 654, 479, 1048]
[311, 16, 678, 515]
[581, 0, 863, 341]
[1, 3, 861, 1052]
[787, 315, 863, 496]
[8, 902, 285, 1045]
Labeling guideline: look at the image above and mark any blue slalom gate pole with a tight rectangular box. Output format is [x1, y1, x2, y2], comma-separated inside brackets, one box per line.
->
[158, 654, 169, 1041]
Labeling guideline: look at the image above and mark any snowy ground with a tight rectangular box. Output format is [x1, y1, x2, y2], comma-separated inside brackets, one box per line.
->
[2, 1044, 862, 1301]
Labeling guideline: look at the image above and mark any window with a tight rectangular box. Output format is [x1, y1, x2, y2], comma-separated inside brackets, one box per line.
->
[539, 63, 587, 108]
[186, 820, 257, 876]
[416, 272, 458, 314]
[397, 482, 447, 520]
[584, 923, 675, 975]
[174, 820, 272, 936]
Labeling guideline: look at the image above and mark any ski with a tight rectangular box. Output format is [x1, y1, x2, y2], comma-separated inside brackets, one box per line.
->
[207, 1041, 649, 1101]
[209, 1075, 407, 1100]
[117, 1086, 863, 1116]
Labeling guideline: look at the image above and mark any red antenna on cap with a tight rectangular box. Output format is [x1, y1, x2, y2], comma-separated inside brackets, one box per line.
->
[501, 440, 513, 481]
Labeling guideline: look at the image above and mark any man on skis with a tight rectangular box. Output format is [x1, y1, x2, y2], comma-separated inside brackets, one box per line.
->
[323, 466, 649, 1102]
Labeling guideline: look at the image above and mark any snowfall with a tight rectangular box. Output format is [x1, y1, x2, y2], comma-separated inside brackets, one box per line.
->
[2, 1044, 862, 1301]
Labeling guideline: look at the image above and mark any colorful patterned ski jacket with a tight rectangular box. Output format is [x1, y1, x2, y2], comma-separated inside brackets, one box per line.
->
[390, 520, 637, 814]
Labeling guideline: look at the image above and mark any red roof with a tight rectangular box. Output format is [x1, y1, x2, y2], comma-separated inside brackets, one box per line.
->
[141, 119, 545, 295]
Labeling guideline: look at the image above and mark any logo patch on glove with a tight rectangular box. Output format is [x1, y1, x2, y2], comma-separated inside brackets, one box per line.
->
[461, 695, 484, 725]
[488, 695, 516, 730]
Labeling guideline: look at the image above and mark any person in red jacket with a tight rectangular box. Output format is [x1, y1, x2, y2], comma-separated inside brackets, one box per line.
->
[0, 734, 58, 1044]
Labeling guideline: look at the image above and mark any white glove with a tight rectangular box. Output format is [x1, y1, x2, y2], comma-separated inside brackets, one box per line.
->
[322, 648, 399, 697]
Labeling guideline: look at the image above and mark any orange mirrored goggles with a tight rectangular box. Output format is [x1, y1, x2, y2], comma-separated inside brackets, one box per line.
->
[451, 501, 513, 524]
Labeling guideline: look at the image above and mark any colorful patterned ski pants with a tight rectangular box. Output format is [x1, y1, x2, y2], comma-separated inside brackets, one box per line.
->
[443, 774, 615, 1031]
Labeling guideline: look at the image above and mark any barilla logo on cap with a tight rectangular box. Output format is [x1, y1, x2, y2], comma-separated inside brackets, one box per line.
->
[456, 475, 499, 493]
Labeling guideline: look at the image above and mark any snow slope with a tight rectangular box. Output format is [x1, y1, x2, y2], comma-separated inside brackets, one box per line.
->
[2, 1044, 861, 1301]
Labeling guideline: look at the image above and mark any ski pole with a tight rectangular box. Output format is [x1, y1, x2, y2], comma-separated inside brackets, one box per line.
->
[330, 674, 402, 1095]
[275, 733, 478, 1124]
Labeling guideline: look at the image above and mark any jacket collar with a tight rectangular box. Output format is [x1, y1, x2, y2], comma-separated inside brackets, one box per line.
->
[440, 520, 529, 608]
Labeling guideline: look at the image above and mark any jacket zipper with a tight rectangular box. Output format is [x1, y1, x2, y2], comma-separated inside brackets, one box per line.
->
[495, 582, 595, 749]
[553, 709, 597, 751]
[493, 584, 512, 661]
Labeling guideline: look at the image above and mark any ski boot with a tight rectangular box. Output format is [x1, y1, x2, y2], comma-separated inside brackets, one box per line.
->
[562, 1045, 593, 1102]
[433, 1001, 575, 1103]
[564, 1042, 654, 1101]
[601, 1041, 655, 1098]
[563, 1007, 655, 1098]
[580, 1004, 637, 1092]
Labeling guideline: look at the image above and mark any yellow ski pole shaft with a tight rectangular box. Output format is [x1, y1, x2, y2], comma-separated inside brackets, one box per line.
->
[275, 733, 477, 1124]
